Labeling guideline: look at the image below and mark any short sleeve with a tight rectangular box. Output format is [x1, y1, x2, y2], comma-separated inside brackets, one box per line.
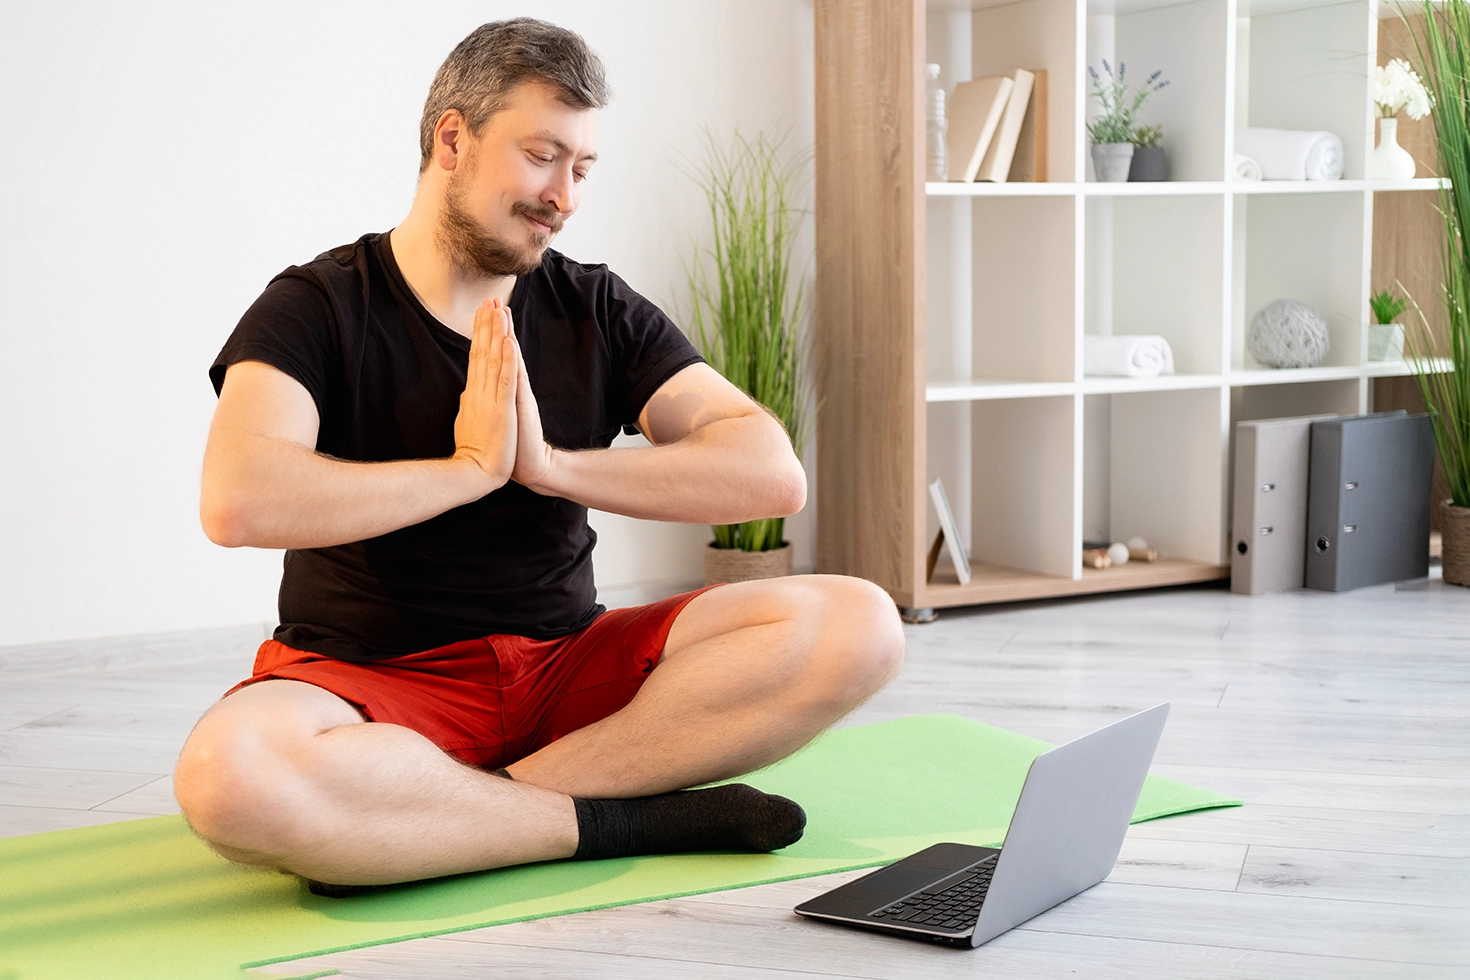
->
[600, 272, 705, 435]
[209, 272, 339, 424]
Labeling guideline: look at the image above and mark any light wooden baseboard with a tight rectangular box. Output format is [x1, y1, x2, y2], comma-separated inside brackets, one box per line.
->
[910, 557, 1229, 609]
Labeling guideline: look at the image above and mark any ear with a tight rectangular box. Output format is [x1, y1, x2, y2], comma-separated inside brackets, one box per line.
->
[432, 109, 467, 172]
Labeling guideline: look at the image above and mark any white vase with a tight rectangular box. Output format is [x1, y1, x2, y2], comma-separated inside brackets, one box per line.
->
[1372, 117, 1417, 180]
[1368, 322, 1405, 362]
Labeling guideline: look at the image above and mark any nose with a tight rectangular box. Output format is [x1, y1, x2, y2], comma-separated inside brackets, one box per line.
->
[543, 164, 577, 217]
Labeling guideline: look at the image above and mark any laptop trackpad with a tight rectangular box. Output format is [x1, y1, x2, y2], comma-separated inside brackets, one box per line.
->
[857, 863, 947, 899]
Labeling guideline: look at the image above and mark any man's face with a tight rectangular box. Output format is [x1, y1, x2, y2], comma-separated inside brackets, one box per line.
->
[437, 81, 598, 278]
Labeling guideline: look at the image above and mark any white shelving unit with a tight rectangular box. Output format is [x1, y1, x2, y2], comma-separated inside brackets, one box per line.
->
[813, 0, 1439, 614]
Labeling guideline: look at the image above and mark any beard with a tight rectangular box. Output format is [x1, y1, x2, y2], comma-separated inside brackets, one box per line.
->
[437, 167, 564, 279]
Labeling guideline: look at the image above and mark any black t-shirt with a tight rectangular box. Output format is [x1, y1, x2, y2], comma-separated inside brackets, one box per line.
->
[210, 232, 704, 662]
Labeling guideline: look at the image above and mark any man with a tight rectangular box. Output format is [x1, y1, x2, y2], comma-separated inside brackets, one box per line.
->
[175, 18, 904, 894]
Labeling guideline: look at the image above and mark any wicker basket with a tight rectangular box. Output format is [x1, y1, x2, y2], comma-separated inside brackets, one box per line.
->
[703, 542, 793, 586]
[1440, 501, 1470, 586]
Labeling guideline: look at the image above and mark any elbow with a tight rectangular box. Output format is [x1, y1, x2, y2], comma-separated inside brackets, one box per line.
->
[771, 458, 808, 517]
[199, 488, 256, 549]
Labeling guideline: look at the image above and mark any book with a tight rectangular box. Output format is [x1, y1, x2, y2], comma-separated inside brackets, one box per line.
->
[1007, 69, 1047, 182]
[977, 69, 1036, 183]
[927, 478, 971, 584]
[946, 76, 1014, 182]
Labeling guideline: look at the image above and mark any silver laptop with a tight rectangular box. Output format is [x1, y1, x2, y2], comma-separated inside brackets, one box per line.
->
[794, 703, 1169, 948]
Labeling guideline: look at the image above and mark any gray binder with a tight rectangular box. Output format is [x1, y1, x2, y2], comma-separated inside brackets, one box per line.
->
[1306, 412, 1434, 592]
[1231, 414, 1338, 595]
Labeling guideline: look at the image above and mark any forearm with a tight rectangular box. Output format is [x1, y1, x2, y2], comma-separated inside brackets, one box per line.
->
[201, 436, 495, 550]
[530, 415, 807, 524]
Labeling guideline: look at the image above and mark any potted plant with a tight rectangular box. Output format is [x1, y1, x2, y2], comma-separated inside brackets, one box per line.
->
[1129, 124, 1166, 181]
[1087, 62, 1168, 182]
[1369, 288, 1408, 361]
[1407, 0, 1470, 584]
[1372, 56, 1434, 180]
[685, 131, 808, 585]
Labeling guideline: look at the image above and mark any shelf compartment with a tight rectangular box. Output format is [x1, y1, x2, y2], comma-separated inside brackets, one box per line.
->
[965, 396, 1077, 580]
[958, 0, 1079, 183]
[1235, 191, 1368, 370]
[1230, 377, 1364, 424]
[1086, 0, 1231, 182]
[1086, 193, 1227, 375]
[1238, 0, 1372, 180]
[967, 196, 1077, 383]
[1085, 388, 1229, 566]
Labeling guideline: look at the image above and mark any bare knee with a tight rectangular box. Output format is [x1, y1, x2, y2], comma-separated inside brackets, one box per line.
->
[793, 575, 905, 706]
[174, 680, 359, 860]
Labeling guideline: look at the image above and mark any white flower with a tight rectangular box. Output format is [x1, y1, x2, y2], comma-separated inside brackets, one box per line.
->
[1375, 57, 1435, 120]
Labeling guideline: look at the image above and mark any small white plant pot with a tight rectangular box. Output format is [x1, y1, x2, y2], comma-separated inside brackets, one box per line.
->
[1372, 118, 1417, 180]
[1090, 142, 1135, 182]
[1368, 322, 1405, 362]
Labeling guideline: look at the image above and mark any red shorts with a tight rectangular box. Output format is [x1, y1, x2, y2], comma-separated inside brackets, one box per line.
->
[223, 587, 717, 769]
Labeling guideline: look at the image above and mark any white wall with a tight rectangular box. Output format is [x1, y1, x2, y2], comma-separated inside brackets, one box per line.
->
[0, 0, 816, 646]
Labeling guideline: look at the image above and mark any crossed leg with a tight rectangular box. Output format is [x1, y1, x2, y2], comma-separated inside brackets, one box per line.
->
[174, 574, 904, 886]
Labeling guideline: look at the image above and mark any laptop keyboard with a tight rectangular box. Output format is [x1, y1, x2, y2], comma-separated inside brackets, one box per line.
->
[868, 855, 997, 931]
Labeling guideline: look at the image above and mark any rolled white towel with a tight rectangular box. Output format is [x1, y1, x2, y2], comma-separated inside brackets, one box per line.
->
[1234, 127, 1344, 181]
[1084, 335, 1176, 378]
[1233, 153, 1263, 181]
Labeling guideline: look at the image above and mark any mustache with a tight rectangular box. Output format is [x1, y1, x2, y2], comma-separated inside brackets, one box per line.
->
[511, 201, 565, 233]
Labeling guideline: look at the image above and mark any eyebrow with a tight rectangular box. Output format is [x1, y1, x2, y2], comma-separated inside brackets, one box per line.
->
[525, 130, 598, 163]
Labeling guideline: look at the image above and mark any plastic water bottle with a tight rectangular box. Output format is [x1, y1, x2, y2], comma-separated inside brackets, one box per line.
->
[926, 63, 947, 181]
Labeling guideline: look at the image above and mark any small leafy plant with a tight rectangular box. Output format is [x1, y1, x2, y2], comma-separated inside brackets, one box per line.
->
[1131, 124, 1163, 148]
[1086, 61, 1169, 144]
[1370, 289, 1409, 325]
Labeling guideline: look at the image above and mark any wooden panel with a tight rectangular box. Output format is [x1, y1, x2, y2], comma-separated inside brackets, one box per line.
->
[1372, 188, 1448, 352]
[1374, 16, 1449, 351]
[814, 0, 925, 595]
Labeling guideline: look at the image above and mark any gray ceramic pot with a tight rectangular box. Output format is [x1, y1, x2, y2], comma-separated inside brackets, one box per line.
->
[1090, 142, 1134, 182]
[1128, 145, 1167, 181]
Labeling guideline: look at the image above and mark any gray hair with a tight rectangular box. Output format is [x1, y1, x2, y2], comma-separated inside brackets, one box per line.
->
[419, 18, 610, 171]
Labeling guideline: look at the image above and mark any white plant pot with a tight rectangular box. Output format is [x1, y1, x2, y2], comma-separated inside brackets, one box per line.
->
[1090, 142, 1135, 182]
[1372, 117, 1417, 180]
[1368, 322, 1405, 362]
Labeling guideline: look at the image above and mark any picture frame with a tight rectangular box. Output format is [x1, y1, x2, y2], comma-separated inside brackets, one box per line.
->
[927, 478, 971, 585]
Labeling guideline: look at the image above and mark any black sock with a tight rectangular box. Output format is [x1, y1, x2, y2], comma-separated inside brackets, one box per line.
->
[306, 779, 804, 897]
[306, 877, 373, 898]
[571, 783, 806, 861]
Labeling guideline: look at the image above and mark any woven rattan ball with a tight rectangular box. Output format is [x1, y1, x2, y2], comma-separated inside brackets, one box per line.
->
[1247, 299, 1330, 369]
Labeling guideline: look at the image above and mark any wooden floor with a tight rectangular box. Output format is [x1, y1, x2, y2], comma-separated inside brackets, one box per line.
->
[3, 575, 1468, 978]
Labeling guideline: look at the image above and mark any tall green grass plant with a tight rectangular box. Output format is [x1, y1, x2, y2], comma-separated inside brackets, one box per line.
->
[1408, 0, 1470, 505]
[685, 131, 809, 551]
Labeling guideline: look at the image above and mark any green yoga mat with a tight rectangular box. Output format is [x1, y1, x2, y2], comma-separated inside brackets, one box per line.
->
[2, 714, 1240, 980]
